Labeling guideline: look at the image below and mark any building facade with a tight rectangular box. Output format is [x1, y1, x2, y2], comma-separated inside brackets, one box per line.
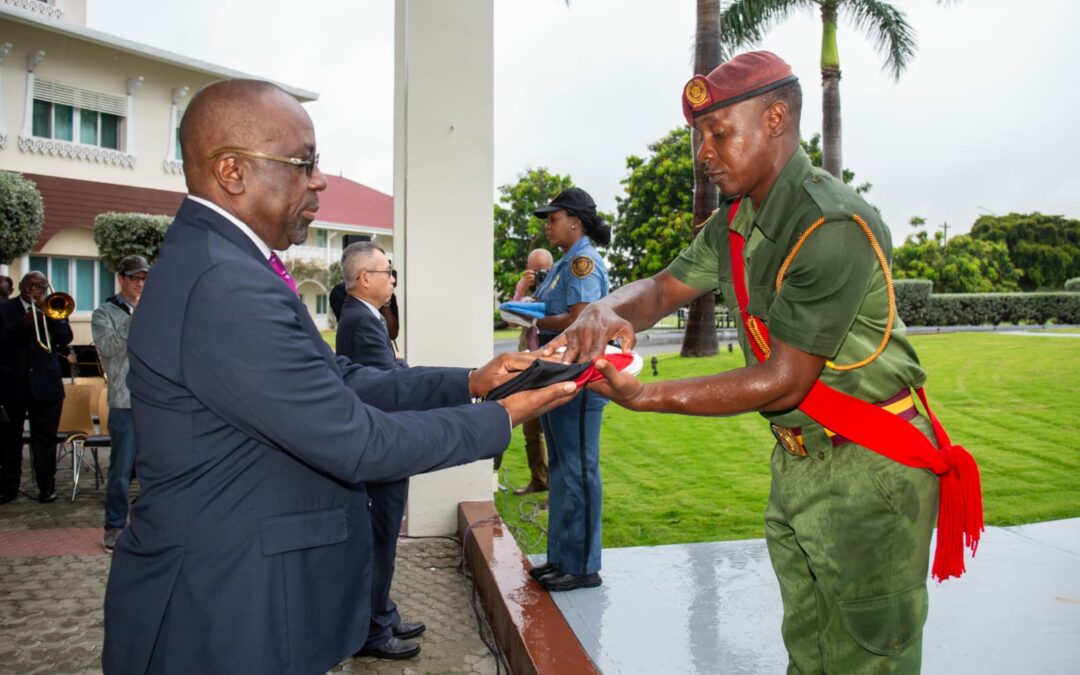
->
[0, 0, 391, 340]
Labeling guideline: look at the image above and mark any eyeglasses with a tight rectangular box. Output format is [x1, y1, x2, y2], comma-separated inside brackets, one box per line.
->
[208, 147, 320, 177]
[361, 268, 395, 277]
[123, 275, 148, 283]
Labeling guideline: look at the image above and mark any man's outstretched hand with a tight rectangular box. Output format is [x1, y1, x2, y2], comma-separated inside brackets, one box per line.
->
[586, 358, 647, 411]
[469, 351, 539, 398]
[541, 304, 636, 364]
[497, 381, 579, 426]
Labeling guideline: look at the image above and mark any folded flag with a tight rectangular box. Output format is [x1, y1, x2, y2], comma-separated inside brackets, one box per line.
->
[499, 301, 546, 328]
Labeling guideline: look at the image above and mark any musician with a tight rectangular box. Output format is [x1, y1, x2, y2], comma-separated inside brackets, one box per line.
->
[0, 271, 73, 504]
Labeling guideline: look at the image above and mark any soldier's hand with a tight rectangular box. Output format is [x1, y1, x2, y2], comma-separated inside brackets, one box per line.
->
[497, 381, 578, 426]
[469, 351, 538, 398]
[586, 358, 647, 411]
[542, 304, 637, 364]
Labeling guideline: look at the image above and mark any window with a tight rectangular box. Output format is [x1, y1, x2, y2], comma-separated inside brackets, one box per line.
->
[30, 80, 126, 151]
[316, 229, 328, 247]
[315, 294, 328, 315]
[29, 256, 114, 313]
[33, 101, 120, 150]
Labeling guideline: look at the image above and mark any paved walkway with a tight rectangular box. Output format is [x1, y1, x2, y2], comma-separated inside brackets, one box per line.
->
[0, 449, 499, 674]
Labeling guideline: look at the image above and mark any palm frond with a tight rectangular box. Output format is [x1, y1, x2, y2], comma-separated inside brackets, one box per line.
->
[718, 0, 816, 61]
[844, 0, 917, 80]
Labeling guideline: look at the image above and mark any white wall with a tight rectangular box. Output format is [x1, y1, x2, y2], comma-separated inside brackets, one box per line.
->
[394, 0, 495, 535]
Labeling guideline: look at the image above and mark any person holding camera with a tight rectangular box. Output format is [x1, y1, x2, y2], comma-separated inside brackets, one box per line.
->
[527, 188, 613, 592]
[507, 248, 555, 496]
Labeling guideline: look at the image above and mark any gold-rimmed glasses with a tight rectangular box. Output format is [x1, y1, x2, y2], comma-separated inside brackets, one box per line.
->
[208, 147, 320, 176]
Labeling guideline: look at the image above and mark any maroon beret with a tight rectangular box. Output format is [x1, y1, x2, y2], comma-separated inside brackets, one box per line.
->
[682, 51, 798, 125]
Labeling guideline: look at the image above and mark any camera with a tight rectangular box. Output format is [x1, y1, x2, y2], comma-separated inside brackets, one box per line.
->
[530, 268, 549, 292]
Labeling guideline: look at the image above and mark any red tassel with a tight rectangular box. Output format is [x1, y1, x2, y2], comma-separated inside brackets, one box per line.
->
[931, 444, 984, 582]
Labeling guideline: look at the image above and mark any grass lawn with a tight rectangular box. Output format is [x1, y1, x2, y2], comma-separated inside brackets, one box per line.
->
[495, 333, 1080, 553]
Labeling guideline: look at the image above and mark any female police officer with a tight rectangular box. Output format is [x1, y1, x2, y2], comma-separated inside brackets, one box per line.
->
[527, 188, 612, 592]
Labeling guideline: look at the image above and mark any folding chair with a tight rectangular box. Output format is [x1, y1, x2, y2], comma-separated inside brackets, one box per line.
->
[56, 384, 102, 501]
[83, 388, 112, 484]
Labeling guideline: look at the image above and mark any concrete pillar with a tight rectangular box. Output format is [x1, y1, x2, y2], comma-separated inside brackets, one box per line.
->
[394, 0, 495, 535]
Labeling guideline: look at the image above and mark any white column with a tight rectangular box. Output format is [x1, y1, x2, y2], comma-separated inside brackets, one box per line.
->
[394, 0, 495, 535]
[0, 43, 12, 148]
[125, 76, 143, 157]
[22, 51, 45, 138]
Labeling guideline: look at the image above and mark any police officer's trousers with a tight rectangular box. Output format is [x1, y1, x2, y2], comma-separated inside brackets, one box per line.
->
[540, 389, 607, 576]
[764, 416, 939, 675]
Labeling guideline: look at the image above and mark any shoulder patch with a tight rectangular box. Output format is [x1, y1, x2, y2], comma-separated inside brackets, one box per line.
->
[570, 256, 595, 279]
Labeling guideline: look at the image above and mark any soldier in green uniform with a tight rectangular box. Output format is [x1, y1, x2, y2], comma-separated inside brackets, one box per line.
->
[545, 52, 962, 673]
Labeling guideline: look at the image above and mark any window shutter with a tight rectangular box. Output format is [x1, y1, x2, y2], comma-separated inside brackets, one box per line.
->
[34, 79, 127, 117]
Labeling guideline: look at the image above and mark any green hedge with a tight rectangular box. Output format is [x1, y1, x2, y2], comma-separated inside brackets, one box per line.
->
[894, 279, 933, 323]
[1066, 278, 1080, 292]
[93, 212, 171, 273]
[896, 287, 1080, 326]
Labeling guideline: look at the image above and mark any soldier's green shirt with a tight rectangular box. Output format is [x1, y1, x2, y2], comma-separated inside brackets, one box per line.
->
[667, 147, 925, 429]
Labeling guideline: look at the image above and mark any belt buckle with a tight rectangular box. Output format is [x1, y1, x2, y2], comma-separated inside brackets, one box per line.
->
[771, 424, 808, 458]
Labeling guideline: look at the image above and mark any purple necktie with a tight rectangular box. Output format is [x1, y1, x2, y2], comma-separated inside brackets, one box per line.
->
[268, 253, 298, 295]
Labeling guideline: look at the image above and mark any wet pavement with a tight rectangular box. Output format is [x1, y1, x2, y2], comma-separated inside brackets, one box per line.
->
[536, 518, 1080, 675]
[0, 448, 500, 675]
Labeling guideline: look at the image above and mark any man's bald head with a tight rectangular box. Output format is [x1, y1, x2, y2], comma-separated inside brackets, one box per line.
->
[180, 80, 304, 194]
[177, 78, 326, 251]
[526, 248, 553, 272]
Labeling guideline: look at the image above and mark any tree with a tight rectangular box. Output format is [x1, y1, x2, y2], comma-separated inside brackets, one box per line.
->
[892, 227, 1021, 293]
[93, 212, 171, 273]
[682, 0, 724, 358]
[800, 133, 871, 194]
[969, 212, 1080, 290]
[609, 127, 696, 286]
[0, 172, 45, 268]
[719, 0, 953, 178]
[493, 169, 573, 302]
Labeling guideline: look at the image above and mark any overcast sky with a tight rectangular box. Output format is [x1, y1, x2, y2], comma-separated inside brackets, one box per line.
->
[90, 0, 1080, 242]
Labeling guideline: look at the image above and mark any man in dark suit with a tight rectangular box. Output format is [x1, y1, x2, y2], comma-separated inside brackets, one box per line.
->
[0, 271, 73, 504]
[336, 241, 419, 659]
[102, 79, 575, 675]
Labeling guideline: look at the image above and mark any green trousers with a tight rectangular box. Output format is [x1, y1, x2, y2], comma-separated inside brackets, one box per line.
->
[764, 416, 939, 675]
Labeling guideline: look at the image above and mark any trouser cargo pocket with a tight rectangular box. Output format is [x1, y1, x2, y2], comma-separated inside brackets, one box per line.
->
[838, 582, 928, 656]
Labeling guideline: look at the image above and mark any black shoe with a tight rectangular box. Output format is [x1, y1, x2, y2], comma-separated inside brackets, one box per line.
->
[392, 621, 426, 640]
[540, 572, 602, 592]
[356, 636, 421, 660]
[0, 492, 16, 505]
[38, 490, 57, 504]
[528, 562, 559, 580]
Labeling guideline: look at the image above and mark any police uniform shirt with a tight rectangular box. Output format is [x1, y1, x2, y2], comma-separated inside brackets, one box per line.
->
[535, 236, 609, 342]
[666, 147, 926, 430]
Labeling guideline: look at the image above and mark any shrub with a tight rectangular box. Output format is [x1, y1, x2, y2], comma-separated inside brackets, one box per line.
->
[0, 172, 45, 264]
[1065, 278, 1080, 292]
[902, 292, 1080, 326]
[93, 212, 171, 273]
[894, 279, 933, 325]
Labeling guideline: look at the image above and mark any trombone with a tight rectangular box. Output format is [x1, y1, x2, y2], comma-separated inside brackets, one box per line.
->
[32, 285, 74, 352]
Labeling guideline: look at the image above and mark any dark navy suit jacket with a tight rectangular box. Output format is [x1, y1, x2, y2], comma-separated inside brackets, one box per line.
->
[0, 297, 73, 403]
[102, 199, 509, 675]
[336, 296, 406, 371]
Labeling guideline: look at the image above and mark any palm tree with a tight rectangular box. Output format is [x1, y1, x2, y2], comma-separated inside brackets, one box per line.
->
[718, 0, 953, 178]
[680, 0, 723, 358]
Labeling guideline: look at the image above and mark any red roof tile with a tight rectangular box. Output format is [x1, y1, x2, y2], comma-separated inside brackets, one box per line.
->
[318, 175, 393, 233]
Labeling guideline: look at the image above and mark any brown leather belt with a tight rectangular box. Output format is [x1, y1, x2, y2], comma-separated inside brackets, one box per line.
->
[771, 389, 919, 458]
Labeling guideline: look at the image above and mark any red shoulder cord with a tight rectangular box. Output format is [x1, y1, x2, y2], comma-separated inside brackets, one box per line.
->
[726, 198, 983, 582]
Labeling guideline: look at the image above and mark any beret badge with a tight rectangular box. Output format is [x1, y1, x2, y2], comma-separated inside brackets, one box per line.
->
[685, 78, 710, 108]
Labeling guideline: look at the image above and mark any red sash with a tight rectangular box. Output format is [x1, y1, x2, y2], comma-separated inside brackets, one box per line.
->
[725, 198, 983, 582]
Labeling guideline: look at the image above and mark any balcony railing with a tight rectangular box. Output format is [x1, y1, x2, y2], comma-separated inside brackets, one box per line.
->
[281, 245, 336, 265]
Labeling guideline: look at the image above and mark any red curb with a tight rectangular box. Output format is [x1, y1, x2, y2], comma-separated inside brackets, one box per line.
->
[458, 501, 598, 675]
[0, 528, 108, 557]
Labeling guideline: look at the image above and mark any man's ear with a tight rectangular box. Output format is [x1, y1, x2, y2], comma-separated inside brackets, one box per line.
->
[212, 155, 246, 196]
[765, 100, 789, 138]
